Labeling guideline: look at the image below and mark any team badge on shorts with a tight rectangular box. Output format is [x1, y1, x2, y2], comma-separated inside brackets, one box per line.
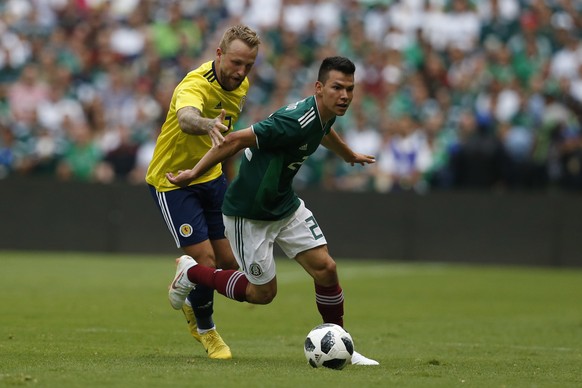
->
[179, 224, 193, 237]
[249, 263, 263, 277]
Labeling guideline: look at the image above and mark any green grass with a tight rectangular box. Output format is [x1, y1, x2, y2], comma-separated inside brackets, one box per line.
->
[1, 251, 581, 387]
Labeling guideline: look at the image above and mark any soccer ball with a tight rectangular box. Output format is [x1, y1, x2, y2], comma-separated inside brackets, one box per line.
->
[304, 323, 354, 370]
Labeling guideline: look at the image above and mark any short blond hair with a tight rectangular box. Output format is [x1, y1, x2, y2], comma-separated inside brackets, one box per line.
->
[219, 25, 261, 53]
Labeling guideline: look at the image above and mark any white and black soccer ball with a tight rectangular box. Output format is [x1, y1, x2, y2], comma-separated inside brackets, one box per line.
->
[304, 323, 354, 370]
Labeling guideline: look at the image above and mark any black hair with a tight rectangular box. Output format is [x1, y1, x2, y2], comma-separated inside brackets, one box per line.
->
[317, 56, 356, 83]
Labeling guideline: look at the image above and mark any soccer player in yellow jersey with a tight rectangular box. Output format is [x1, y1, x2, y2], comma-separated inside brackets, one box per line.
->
[146, 25, 260, 360]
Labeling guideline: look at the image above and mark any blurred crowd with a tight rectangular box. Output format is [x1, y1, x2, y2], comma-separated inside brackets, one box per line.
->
[1, 0, 582, 193]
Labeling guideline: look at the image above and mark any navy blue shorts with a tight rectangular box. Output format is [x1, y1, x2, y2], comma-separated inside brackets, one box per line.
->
[148, 174, 228, 248]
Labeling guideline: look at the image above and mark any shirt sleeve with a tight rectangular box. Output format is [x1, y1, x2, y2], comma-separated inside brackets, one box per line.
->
[253, 113, 303, 150]
[175, 73, 207, 113]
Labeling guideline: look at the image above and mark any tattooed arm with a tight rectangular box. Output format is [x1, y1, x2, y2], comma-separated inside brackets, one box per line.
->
[177, 106, 228, 146]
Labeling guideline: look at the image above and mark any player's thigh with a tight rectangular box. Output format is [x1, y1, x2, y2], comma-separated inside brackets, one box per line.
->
[276, 200, 327, 259]
[201, 175, 229, 241]
[182, 239, 216, 267]
[276, 201, 336, 285]
[210, 238, 238, 270]
[223, 215, 279, 286]
[148, 185, 210, 248]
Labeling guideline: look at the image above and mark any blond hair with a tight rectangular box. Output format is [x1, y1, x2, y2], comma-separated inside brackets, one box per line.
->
[219, 25, 261, 53]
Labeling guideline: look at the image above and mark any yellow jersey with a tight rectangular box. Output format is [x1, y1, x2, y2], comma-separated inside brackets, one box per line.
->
[146, 60, 249, 191]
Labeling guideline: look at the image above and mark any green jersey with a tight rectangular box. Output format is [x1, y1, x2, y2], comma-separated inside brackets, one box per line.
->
[223, 95, 335, 220]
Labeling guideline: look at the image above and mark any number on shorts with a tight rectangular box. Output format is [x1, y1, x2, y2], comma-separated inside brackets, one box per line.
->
[305, 215, 323, 240]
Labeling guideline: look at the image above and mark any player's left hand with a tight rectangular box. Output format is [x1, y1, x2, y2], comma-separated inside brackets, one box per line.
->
[349, 153, 376, 166]
[166, 170, 194, 187]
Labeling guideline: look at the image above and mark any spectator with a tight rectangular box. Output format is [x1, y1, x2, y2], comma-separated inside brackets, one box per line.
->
[7, 63, 49, 132]
[549, 30, 581, 81]
[478, 0, 520, 47]
[56, 121, 106, 183]
[108, 10, 148, 62]
[0, 122, 20, 178]
[423, 110, 456, 189]
[101, 124, 138, 182]
[333, 107, 381, 191]
[1, 0, 582, 193]
[375, 114, 433, 193]
[0, 17, 31, 83]
[128, 128, 157, 185]
[36, 81, 85, 137]
[148, 2, 203, 64]
[450, 110, 508, 189]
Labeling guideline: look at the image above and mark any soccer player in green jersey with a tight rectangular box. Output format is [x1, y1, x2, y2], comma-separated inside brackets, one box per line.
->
[166, 56, 379, 365]
[146, 25, 260, 360]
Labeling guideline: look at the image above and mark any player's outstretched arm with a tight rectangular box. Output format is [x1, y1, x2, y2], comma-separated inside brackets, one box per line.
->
[166, 127, 257, 187]
[177, 107, 228, 146]
[321, 128, 375, 166]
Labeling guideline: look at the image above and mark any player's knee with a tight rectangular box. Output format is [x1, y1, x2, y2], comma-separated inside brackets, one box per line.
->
[314, 259, 338, 284]
[182, 242, 218, 268]
[254, 293, 276, 305]
[324, 259, 337, 275]
[248, 285, 277, 305]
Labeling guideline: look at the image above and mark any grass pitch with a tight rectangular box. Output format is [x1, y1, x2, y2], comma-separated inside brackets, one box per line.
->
[1, 251, 581, 388]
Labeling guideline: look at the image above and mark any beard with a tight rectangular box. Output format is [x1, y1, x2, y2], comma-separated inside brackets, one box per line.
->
[219, 70, 243, 91]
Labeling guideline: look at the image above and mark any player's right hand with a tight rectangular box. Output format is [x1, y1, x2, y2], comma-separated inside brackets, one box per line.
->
[208, 110, 227, 147]
[166, 170, 194, 187]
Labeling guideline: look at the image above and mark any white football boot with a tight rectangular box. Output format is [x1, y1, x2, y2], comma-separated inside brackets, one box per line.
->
[168, 255, 197, 310]
[351, 351, 380, 365]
